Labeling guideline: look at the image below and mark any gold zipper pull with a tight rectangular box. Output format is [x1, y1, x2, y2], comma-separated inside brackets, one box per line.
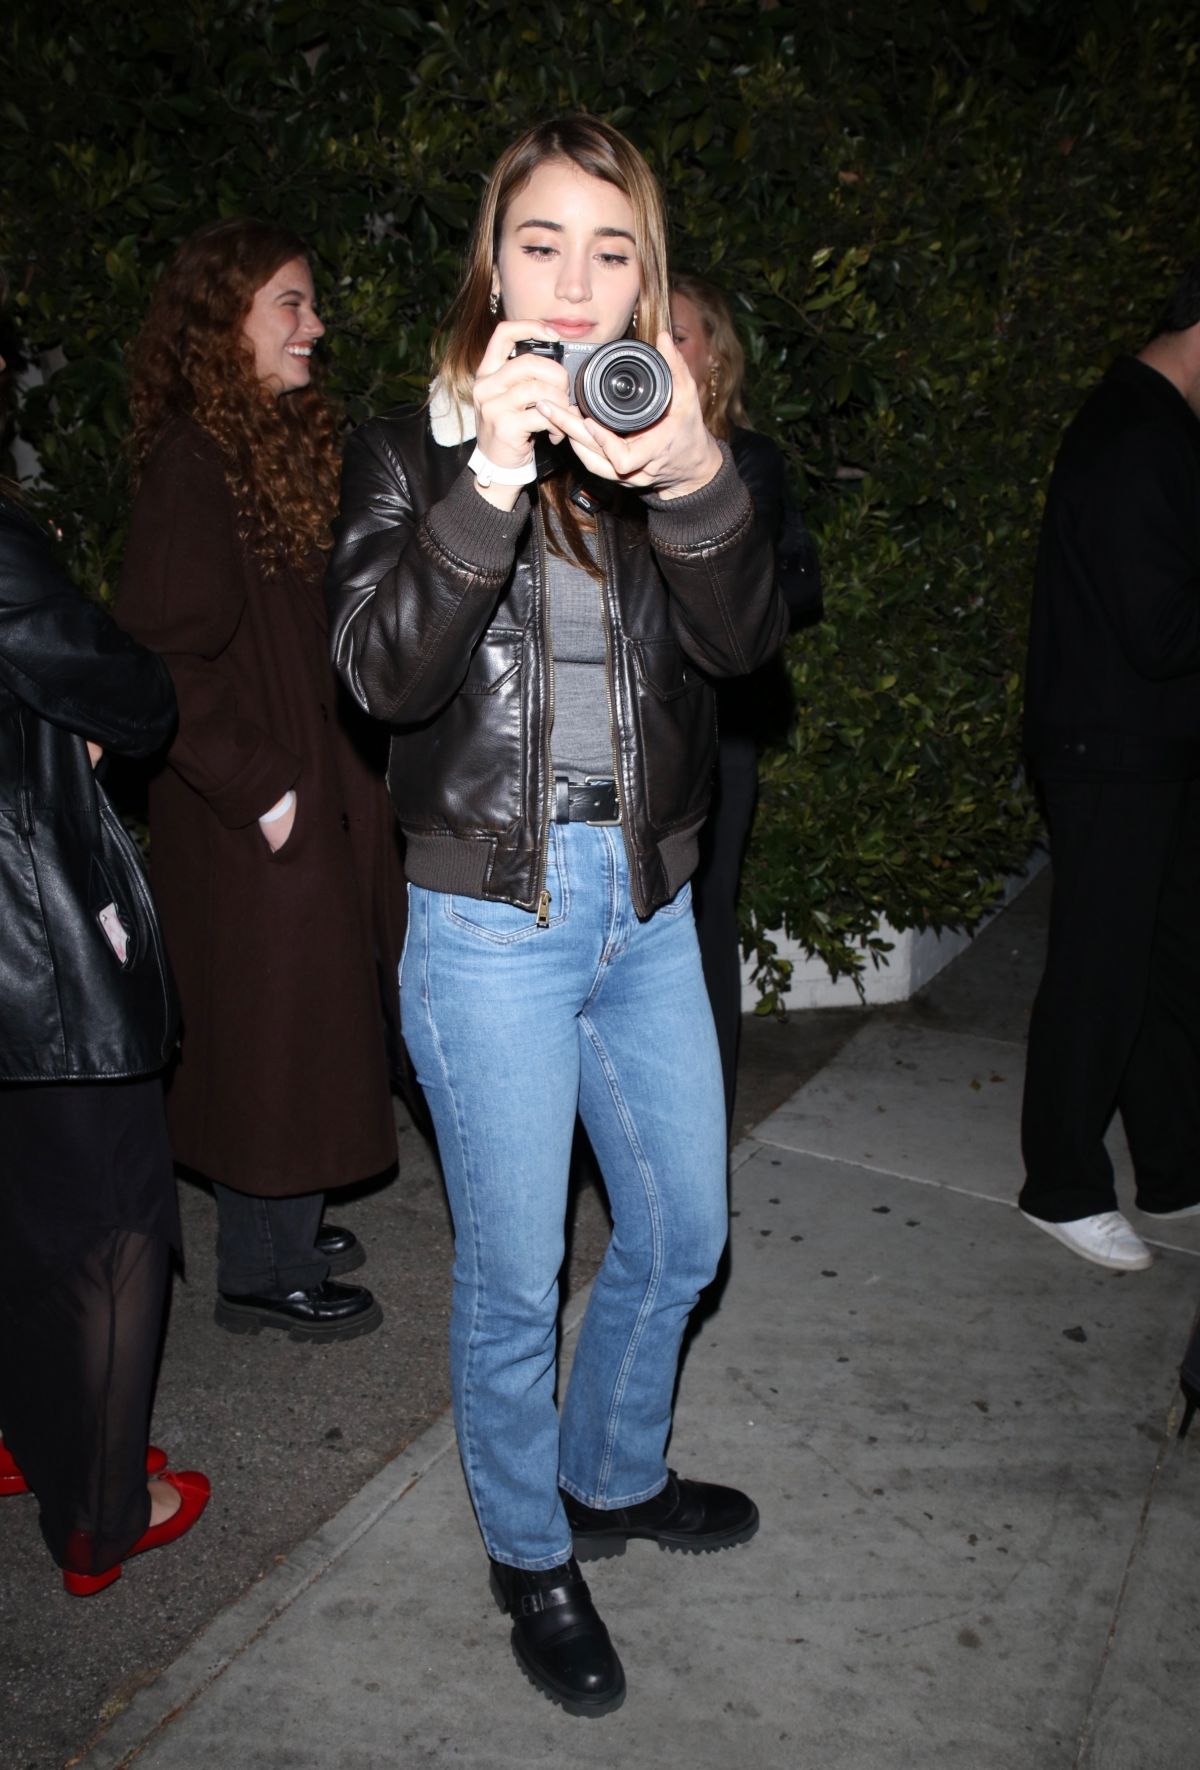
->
[536, 889, 552, 929]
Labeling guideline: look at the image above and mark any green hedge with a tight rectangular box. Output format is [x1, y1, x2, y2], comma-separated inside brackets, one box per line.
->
[3, 0, 1197, 998]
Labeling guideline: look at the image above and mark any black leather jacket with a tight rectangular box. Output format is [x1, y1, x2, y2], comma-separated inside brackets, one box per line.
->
[327, 410, 787, 917]
[0, 494, 179, 1079]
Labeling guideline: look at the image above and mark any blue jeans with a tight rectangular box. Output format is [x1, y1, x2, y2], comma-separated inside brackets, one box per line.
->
[401, 823, 728, 1569]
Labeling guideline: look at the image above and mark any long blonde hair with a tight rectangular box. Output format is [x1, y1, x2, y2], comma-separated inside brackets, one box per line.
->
[670, 271, 749, 443]
[436, 116, 671, 572]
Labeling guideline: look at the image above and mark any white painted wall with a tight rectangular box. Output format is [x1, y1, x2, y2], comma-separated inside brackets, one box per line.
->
[739, 849, 1047, 1012]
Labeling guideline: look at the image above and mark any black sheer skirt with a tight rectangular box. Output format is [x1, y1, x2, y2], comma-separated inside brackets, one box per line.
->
[0, 1076, 179, 1573]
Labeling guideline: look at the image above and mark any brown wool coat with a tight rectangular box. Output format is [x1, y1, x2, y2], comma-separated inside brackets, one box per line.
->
[117, 417, 404, 1197]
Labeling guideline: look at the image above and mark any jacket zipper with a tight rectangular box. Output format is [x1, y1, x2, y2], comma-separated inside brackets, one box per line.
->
[593, 513, 644, 916]
[534, 504, 554, 929]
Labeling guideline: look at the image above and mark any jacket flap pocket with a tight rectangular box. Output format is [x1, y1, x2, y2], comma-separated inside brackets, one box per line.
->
[632, 638, 699, 703]
[460, 632, 523, 695]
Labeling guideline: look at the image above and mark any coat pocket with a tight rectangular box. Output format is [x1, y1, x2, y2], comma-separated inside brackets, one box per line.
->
[93, 794, 179, 1054]
[90, 853, 137, 968]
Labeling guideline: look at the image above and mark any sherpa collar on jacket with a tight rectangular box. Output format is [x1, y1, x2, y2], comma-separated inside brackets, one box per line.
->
[428, 376, 476, 447]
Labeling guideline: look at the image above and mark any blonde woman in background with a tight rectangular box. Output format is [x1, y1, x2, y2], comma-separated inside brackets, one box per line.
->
[671, 271, 821, 1125]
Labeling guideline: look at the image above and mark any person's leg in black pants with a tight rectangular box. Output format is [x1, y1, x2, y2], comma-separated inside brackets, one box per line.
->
[1117, 778, 1200, 1213]
[692, 735, 758, 1128]
[1020, 774, 1189, 1221]
[211, 1182, 381, 1337]
[212, 1184, 328, 1297]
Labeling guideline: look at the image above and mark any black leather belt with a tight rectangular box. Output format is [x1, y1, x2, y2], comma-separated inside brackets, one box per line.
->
[554, 776, 620, 824]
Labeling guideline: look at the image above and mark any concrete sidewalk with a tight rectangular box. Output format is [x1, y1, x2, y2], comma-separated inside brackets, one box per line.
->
[77, 879, 1200, 1770]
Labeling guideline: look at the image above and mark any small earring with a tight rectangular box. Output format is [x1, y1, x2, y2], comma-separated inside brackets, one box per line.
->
[631, 307, 639, 333]
[489, 291, 499, 316]
[708, 363, 719, 403]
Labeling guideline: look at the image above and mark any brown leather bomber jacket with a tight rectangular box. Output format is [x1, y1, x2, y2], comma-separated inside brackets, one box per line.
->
[325, 408, 787, 918]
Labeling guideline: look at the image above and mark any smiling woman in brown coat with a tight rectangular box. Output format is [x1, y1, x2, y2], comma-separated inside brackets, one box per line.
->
[118, 219, 403, 1342]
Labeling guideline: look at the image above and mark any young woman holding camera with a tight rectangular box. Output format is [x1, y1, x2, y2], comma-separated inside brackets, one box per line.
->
[328, 116, 786, 1715]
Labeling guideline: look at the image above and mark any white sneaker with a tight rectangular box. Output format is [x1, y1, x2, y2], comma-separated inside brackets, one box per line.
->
[1020, 1209, 1153, 1272]
[1137, 1199, 1200, 1220]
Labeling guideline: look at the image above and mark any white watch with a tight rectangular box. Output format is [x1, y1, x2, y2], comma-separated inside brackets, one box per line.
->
[468, 445, 537, 488]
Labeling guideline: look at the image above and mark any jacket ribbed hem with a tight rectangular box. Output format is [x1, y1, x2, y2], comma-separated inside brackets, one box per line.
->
[424, 469, 531, 578]
[642, 443, 750, 552]
[403, 833, 506, 902]
[402, 824, 703, 918]
[655, 827, 701, 904]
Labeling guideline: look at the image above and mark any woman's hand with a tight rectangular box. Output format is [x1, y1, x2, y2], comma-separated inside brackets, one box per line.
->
[535, 332, 723, 500]
[259, 789, 297, 853]
[471, 321, 570, 510]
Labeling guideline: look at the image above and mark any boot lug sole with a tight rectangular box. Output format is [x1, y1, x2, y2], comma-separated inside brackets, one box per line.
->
[213, 1300, 383, 1342]
[323, 1245, 367, 1277]
[509, 1639, 626, 1718]
[572, 1518, 759, 1560]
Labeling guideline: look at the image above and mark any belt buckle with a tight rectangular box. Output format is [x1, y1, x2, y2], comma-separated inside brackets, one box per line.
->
[583, 775, 621, 826]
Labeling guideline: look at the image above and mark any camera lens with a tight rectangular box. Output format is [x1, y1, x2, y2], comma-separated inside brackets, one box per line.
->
[578, 341, 672, 434]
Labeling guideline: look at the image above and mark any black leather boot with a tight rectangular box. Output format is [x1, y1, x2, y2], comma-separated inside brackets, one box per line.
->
[489, 1555, 626, 1717]
[214, 1280, 382, 1341]
[563, 1470, 759, 1559]
[315, 1223, 366, 1276]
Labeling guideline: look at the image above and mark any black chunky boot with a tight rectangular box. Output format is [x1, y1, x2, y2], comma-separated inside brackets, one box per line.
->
[314, 1223, 366, 1276]
[563, 1470, 759, 1559]
[489, 1555, 626, 1717]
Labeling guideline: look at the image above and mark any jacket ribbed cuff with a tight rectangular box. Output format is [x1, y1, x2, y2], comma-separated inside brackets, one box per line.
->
[642, 441, 750, 550]
[423, 469, 530, 578]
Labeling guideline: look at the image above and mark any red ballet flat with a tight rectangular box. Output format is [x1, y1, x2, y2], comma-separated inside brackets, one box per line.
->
[62, 1470, 211, 1596]
[0, 1440, 29, 1495]
[0, 1442, 168, 1497]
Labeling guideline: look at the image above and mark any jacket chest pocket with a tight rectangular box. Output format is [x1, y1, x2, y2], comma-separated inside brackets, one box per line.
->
[629, 639, 715, 829]
[459, 633, 523, 696]
[398, 631, 527, 834]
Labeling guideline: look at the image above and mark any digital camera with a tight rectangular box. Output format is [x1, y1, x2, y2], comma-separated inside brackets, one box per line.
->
[513, 337, 672, 434]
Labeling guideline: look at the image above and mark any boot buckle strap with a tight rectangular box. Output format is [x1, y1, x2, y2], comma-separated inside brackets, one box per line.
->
[517, 1582, 573, 1617]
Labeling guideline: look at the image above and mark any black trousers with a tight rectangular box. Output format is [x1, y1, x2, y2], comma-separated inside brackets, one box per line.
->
[693, 734, 758, 1127]
[0, 1078, 175, 1573]
[1019, 774, 1200, 1221]
[212, 1183, 328, 1296]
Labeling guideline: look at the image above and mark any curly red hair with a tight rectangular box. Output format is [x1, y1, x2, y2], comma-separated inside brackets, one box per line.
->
[128, 219, 341, 573]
